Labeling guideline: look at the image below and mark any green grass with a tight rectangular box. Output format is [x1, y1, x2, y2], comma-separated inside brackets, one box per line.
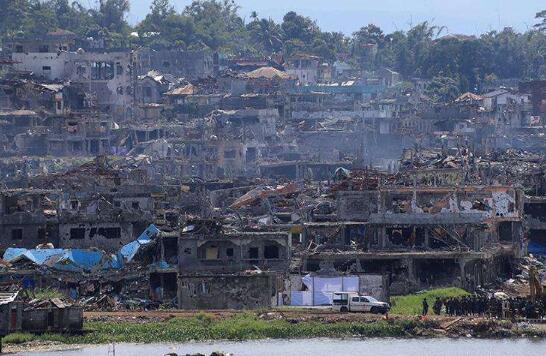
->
[2, 314, 429, 345]
[390, 287, 470, 315]
[2, 333, 35, 344]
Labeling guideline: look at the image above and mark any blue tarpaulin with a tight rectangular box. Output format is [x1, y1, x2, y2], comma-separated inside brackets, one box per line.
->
[2, 224, 160, 272]
[528, 241, 546, 256]
[118, 224, 160, 262]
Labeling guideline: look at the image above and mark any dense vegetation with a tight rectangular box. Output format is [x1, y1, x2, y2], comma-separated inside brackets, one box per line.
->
[1, 0, 545, 92]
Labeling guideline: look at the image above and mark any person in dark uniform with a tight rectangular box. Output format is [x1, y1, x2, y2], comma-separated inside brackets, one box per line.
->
[422, 298, 429, 316]
[433, 297, 442, 315]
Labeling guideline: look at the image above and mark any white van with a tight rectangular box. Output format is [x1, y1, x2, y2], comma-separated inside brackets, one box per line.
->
[332, 292, 390, 314]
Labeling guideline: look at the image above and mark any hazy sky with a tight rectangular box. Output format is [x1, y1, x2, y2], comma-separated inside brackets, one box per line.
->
[126, 0, 544, 35]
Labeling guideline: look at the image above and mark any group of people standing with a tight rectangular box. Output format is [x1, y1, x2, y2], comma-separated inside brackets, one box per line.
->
[422, 294, 546, 319]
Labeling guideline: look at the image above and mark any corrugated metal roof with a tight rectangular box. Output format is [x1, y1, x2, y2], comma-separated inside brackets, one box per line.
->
[0, 291, 19, 306]
[0, 110, 37, 117]
[245, 67, 291, 80]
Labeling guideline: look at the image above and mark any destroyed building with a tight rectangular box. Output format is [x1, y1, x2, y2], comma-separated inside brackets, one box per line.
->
[134, 48, 216, 80]
[175, 219, 290, 309]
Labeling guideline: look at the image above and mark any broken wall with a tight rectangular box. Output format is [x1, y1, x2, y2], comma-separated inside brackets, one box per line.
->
[177, 273, 275, 310]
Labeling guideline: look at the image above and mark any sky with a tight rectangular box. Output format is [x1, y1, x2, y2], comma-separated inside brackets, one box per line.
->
[126, 0, 545, 35]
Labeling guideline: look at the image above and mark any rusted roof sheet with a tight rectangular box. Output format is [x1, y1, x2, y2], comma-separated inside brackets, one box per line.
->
[455, 92, 484, 102]
[165, 84, 195, 96]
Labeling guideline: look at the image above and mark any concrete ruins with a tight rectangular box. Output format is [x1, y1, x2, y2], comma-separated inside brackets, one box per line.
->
[1, 29, 546, 312]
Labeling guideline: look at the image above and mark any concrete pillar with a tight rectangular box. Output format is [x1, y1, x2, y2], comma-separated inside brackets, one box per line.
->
[380, 227, 387, 249]
[424, 228, 430, 249]
[458, 259, 467, 289]
[406, 258, 416, 288]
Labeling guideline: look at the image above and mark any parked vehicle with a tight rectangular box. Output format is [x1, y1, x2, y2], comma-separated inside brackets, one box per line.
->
[332, 292, 390, 314]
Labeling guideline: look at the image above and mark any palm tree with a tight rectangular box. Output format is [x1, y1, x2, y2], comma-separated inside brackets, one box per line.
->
[536, 10, 546, 31]
[248, 18, 283, 54]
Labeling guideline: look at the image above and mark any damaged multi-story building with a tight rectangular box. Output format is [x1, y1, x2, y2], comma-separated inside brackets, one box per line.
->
[330, 171, 525, 294]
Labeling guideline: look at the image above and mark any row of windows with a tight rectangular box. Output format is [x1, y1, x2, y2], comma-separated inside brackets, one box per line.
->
[69, 227, 121, 240]
[9, 227, 121, 241]
[201, 245, 280, 260]
[10, 228, 47, 240]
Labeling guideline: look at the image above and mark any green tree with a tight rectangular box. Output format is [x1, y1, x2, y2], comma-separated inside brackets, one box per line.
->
[281, 11, 319, 43]
[51, 0, 95, 36]
[92, 0, 130, 33]
[425, 76, 461, 102]
[536, 10, 546, 31]
[352, 24, 385, 69]
[246, 17, 283, 54]
[137, 0, 183, 47]
[0, 0, 28, 41]
[183, 0, 246, 52]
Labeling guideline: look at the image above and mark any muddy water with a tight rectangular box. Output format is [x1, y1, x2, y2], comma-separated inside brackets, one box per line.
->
[19, 338, 546, 356]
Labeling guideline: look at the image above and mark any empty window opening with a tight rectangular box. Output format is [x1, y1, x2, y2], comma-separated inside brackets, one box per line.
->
[246, 147, 257, 163]
[264, 245, 280, 259]
[248, 247, 259, 259]
[144, 87, 152, 97]
[37, 228, 46, 240]
[11, 229, 23, 240]
[98, 227, 121, 239]
[91, 62, 115, 80]
[226, 248, 234, 258]
[224, 149, 237, 159]
[498, 222, 513, 242]
[70, 228, 85, 240]
[90, 139, 99, 154]
[526, 203, 546, 220]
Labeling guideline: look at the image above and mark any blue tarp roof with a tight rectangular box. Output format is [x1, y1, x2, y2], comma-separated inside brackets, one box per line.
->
[118, 224, 160, 262]
[2, 224, 160, 273]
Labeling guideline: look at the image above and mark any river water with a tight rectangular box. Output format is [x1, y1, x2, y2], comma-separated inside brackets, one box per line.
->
[19, 338, 546, 356]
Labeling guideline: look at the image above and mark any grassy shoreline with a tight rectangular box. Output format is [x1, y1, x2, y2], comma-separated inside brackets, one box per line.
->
[3, 313, 546, 347]
[2, 288, 544, 348]
[4, 315, 428, 345]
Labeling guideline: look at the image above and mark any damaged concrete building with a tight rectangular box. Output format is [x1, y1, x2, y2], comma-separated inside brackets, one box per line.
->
[331, 181, 525, 294]
[176, 219, 290, 309]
